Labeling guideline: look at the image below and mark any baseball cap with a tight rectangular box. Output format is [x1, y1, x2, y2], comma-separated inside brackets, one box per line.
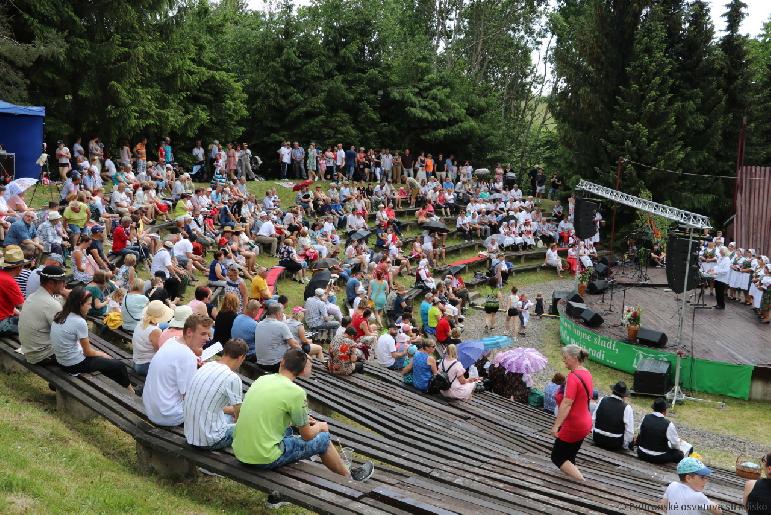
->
[91, 225, 104, 234]
[677, 457, 712, 476]
[46, 253, 64, 264]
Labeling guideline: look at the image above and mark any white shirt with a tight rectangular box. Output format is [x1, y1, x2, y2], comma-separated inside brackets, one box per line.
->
[142, 338, 198, 426]
[173, 238, 193, 259]
[336, 149, 345, 166]
[714, 255, 731, 284]
[57, 146, 71, 164]
[183, 362, 242, 447]
[375, 333, 397, 367]
[257, 220, 276, 237]
[192, 146, 205, 161]
[104, 158, 117, 177]
[151, 249, 173, 277]
[279, 146, 291, 163]
[663, 481, 713, 515]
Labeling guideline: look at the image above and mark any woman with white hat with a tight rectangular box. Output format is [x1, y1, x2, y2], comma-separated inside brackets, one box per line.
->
[132, 300, 174, 375]
[159, 304, 194, 346]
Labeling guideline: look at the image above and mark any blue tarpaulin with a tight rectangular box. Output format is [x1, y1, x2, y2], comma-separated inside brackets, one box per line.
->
[0, 100, 46, 180]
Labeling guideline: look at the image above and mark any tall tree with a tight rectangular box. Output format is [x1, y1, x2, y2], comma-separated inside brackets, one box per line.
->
[718, 0, 750, 170]
[607, 5, 684, 201]
[550, 0, 649, 187]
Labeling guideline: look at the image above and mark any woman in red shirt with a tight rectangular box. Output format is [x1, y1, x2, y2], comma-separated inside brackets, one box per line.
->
[550, 343, 593, 481]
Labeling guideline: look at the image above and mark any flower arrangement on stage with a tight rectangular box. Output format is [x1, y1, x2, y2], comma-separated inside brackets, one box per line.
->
[622, 305, 641, 326]
[577, 267, 593, 284]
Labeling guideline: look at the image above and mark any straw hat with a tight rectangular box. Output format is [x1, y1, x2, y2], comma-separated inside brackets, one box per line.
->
[168, 305, 194, 329]
[141, 300, 174, 326]
[0, 245, 28, 269]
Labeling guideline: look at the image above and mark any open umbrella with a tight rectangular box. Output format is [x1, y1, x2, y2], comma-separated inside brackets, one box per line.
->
[350, 229, 371, 241]
[457, 340, 485, 369]
[492, 347, 548, 387]
[4, 178, 37, 199]
[313, 258, 340, 270]
[422, 220, 449, 233]
[292, 179, 314, 191]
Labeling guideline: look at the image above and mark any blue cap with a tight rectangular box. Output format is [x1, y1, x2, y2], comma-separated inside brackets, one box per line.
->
[91, 225, 104, 233]
[677, 457, 711, 476]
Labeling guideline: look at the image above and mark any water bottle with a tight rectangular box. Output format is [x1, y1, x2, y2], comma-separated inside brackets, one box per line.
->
[469, 365, 479, 378]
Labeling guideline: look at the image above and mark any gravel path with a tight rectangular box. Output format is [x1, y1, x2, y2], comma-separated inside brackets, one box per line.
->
[462, 277, 768, 462]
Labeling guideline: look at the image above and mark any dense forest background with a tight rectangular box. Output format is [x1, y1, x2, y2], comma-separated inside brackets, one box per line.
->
[3, 0, 771, 224]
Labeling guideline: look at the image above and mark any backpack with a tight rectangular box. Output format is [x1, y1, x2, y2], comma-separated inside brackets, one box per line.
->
[483, 294, 499, 311]
[429, 360, 458, 393]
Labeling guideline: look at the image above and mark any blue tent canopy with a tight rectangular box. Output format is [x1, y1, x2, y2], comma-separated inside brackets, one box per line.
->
[0, 100, 46, 180]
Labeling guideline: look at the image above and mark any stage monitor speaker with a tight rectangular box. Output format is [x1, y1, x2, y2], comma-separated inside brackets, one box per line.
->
[666, 235, 700, 294]
[633, 358, 671, 395]
[600, 255, 619, 267]
[587, 279, 608, 294]
[568, 292, 584, 304]
[580, 308, 604, 327]
[551, 290, 573, 315]
[637, 327, 668, 348]
[574, 199, 599, 240]
[594, 262, 609, 278]
[567, 301, 588, 317]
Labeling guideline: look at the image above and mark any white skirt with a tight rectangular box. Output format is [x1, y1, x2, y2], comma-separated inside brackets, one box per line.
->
[750, 284, 763, 308]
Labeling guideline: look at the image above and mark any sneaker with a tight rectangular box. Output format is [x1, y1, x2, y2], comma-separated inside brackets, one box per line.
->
[266, 491, 290, 509]
[351, 461, 375, 482]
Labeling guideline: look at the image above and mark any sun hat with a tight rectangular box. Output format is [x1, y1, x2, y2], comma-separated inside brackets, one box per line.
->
[142, 300, 175, 325]
[39, 265, 66, 280]
[1, 245, 28, 269]
[677, 457, 712, 477]
[315, 288, 325, 297]
[163, 240, 174, 249]
[168, 305, 193, 328]
[48, 211, 62, 221]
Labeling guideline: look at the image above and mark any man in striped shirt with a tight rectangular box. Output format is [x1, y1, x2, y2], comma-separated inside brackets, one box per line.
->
[184, 339, 248, 449]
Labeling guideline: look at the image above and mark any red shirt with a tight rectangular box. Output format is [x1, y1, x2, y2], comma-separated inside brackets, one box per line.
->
[0, 271, 24, 319]
[350, 312, 366, 340]
[112, 226, 129, 253]
[435, 317, 451, 343]
[557, 369, 593, 443]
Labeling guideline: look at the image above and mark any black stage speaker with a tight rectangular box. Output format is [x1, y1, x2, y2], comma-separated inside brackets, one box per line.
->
[550, 290, 573, 315]
[594, 262, 609, 278]
[568, 292, 584, 304]
[600, 255, 619, 267]
[567, 301, 588, 317]
[633, 358, 671, 395]
[580, 308, 604, 327]
[637, 327, 668, 348]
[574, 199, 599, 240]
[666, 235, 700, 294]
[587, 279, 608, 294]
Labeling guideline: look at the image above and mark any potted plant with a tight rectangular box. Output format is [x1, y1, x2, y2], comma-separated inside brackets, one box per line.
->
[577, 267, 593, 296]
[623, 306, 642, 341]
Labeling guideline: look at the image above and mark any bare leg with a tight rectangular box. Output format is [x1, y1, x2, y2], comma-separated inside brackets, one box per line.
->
[560, 461, 584, 481]
[308, 343, 324, 360]
[320, 440, 349, 477]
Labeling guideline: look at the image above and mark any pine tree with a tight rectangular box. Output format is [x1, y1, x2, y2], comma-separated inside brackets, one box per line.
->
[718, 0, 750, 169]
[608, 5, 684, 200]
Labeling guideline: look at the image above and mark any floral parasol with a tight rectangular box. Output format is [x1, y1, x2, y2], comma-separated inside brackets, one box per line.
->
[492, 347, 548, 387]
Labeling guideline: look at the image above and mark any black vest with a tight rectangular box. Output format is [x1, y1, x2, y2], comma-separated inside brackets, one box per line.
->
[747, 478, 771, 515]
[594, 396, 626, 436]
[637, 413, 671, 453]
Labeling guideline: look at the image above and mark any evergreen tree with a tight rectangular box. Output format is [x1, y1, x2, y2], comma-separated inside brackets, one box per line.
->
[550, 0, 649, 187]
[745, 20, 771, 163]
[718, 0, 750, 169]
[608, 5, 684, 201]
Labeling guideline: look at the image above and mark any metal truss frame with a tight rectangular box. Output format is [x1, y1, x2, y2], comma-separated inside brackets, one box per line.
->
[575, 180, 712, 229]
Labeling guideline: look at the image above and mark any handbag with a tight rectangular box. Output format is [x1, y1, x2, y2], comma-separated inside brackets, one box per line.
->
[429, 360, 458, 393]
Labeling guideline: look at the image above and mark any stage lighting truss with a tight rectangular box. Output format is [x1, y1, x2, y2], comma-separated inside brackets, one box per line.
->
[575, 180, 712, 229]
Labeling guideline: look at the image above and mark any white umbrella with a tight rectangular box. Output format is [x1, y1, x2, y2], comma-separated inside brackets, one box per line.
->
[4, 178, 37, 199]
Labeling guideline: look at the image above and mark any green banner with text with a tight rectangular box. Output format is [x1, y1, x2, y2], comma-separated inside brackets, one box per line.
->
[559, 315, 753, 400]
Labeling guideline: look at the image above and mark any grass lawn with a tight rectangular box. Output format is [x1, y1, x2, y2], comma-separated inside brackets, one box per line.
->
[0, 371, 307, 514]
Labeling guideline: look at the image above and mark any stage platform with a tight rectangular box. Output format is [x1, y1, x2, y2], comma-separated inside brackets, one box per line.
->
[582, 267, 769, 366]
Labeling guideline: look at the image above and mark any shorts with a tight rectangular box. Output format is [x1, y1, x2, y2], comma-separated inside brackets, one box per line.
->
[68, 224, 83, 235]
[176, 255, 189, 267]
[536, 185, 546, 194]
[248, 429, 331, 470]
[301, 343, 311, 354]
[507, 308, 520, 317]
[551, 437, 584, 468]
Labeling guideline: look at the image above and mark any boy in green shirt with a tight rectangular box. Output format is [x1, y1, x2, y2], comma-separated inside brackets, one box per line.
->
[233, 348, 374, 482]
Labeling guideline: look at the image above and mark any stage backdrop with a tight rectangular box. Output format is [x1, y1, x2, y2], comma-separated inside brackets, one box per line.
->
[0, 100, 45, 180]
[735, 166, 771, 257]
[560, 314, 754, 400]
